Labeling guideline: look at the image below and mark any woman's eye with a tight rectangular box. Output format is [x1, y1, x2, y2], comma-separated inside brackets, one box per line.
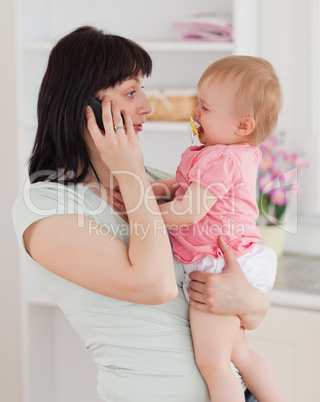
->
[127, 91, 136, 98]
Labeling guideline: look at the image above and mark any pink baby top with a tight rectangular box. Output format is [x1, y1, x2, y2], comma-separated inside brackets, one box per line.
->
[170, 143, 262, 264]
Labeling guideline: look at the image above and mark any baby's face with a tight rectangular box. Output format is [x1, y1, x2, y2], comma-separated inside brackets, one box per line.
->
[193, 77, 241, 146]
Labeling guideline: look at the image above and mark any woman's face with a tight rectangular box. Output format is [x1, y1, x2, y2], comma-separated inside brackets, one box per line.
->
[97, 75, 152, 134]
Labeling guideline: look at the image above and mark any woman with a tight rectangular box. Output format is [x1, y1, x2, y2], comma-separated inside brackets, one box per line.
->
[13, 26, 267, 401]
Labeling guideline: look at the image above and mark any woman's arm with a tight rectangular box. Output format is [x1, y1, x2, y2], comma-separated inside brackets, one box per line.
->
[23, 98, 177, 305]
[187, 236, 269, 330]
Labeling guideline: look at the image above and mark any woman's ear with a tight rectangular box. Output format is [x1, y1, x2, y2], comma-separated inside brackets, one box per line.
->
[235, 116, 256, 137]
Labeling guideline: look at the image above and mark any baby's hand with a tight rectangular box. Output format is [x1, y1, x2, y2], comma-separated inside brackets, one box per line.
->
[108, 186, 127, 218]
[151, 178, 178, 203]
[151, 180, 168, 199]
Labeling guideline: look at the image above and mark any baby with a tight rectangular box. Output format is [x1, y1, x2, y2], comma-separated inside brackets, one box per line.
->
[153, 56, 285, 401]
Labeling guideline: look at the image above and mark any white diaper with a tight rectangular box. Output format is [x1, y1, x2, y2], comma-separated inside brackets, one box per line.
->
[183, 244, 277, 304]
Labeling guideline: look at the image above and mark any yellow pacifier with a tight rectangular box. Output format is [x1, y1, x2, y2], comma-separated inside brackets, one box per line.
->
[188, 116, 200, 143]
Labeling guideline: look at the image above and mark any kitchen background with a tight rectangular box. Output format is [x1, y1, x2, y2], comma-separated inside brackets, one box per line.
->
[1, 0, 320, 401]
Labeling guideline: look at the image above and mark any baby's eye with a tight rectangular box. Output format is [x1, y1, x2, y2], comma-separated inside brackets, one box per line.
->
[201, 105, 208, 111]
[127, 91, 136, 98]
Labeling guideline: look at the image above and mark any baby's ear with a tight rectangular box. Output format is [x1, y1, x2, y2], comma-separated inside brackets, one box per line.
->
[235, 116, 255, 137]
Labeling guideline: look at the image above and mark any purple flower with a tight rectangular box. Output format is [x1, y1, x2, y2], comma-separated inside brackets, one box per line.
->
[270, 188, 287, 206]
[296, 157, 309, 168]
[270, 167, 284, 180]
[260, 136, 277, 151]
[258, 174, 274, 191]
[284, 168, 298, 184]
[258, 132, 309, 223]
[259, 155, 274, 170]
[285, 152, 298, 162]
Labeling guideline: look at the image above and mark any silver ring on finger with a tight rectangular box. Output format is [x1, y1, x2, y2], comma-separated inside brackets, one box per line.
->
[114, 125, 125, 131]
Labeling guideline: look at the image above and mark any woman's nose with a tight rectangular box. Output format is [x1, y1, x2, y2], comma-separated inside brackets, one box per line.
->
[139, 92, 152, 115]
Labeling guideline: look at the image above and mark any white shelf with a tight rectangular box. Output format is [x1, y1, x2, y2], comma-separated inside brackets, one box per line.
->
[145, 121, 189, 132]
[270, 288, 320, 312]
[20, 40, 234, 53]
[140, 41, 234, 52]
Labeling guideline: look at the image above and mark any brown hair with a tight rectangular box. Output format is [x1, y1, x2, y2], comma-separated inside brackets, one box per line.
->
[198, 56, 283, 144]
[29, 26, 152, 184]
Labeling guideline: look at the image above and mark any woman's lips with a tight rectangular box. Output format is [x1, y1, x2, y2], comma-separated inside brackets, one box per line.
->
[133, 124, 143, 132]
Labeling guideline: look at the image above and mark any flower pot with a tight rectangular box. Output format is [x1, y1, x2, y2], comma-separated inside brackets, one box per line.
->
[258, 225, 287, 258]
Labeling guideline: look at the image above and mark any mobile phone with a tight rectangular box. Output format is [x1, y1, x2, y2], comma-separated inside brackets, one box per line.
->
[87, 96, 124, 131]
[87, 96, 104, 131]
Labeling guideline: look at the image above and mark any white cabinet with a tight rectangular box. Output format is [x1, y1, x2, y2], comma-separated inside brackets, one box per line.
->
[247, 305, 320, 402]
[18, 0, 259, 176]
[16, 1, 259, 401]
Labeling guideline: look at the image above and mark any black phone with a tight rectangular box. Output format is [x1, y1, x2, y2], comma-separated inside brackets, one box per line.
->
[88, 96, 104, 131]
[87, 96, 124, 131]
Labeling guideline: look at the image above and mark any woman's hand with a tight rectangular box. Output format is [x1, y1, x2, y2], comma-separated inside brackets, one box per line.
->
[188, 236, 270, 330]
[86, 96, 144, 175]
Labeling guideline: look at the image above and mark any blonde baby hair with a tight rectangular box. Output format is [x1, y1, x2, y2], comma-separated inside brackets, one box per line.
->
[198, 56, 283, 145]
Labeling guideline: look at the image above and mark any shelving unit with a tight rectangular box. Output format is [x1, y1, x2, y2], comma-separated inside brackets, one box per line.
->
[16, 1, 260, 401]
[21, 40, 235, 52]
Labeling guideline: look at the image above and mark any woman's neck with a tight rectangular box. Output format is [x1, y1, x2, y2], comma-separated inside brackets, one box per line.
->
[83, 165, 118, 191]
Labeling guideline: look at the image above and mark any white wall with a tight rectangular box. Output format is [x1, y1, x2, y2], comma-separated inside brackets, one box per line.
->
[259, 0, 320, 255]
[260, 0, 318, 214]
[0, 2, 24, 401]
[141, 1, 320, 256]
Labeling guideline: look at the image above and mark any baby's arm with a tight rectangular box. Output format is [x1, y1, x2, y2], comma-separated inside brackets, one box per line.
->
[151, 178, 178, 201]
[159, 182, 218, 228]
[108, 178, 178, 214]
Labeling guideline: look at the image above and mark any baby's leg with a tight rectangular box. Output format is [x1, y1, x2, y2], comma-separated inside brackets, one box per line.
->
[190, 307, 245, 402]
[232, 327, 285, 402]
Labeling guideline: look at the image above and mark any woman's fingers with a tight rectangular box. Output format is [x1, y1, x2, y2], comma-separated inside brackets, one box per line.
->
[86, 95, 144, 173]
[87, 96, 134, 140]
[218, 236, 239, 272]
[188, 270, 224, 314]
[122, 110, 136, 139]
[100, 96, 118, 136]
[187, 272, 209, 306]
[109, 99, 125, 134]
[188, 288, 206, 304]
[188, 270, 207, 283]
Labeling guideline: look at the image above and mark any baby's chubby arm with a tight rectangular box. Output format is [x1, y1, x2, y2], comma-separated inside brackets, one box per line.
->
[107, 178, 178, 213]
[150, 178, 178, 201]
[159, 182, 218, 228]
[108, 180, 218, 227]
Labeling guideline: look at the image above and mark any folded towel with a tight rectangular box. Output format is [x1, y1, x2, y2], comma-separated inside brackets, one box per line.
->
[172, 13, 232, 42]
